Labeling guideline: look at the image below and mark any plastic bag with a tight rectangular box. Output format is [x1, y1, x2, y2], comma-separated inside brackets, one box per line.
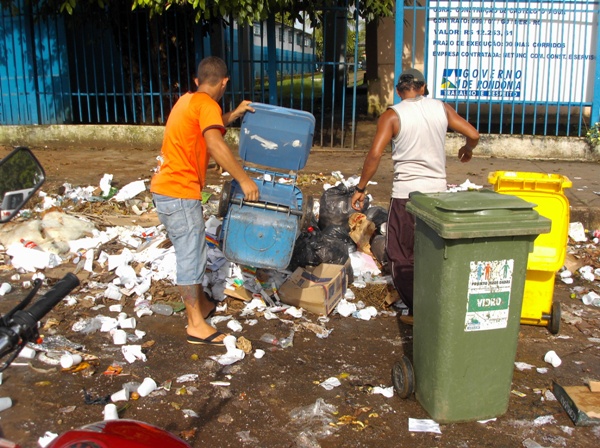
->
[288, 230, 323, 271]
[365, 205, 389, 229]
[318, 184, 369, 229]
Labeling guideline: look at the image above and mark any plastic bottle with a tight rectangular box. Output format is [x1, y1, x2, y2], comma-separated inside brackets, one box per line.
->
[20, 238, 41, 250]
[151, 303, 174, 316]
[259, 333, 279, 345]
[279, 330, 295, 348]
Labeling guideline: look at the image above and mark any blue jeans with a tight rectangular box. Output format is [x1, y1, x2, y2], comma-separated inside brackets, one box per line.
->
[153, 193, 207, 285]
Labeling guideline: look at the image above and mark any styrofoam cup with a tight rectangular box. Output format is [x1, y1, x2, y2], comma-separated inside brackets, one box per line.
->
[17, 346, 36, 359]
[137, 377, 157, 397]
[0, 283, 11, 296]
[544, 350, 562, 367]
[227, 319, 243, 332]
[110, 388, 130, 402]
[254, 349, 265, 359]
[119, 317, 136, 329]
[60, 353, 83, 369]
[112, 329, 127, 345]
[103, 403, 119, 420]
[0, 397, 12, 412]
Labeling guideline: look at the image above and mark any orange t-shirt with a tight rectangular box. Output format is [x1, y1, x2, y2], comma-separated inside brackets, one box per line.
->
[150, 92, 226, 200]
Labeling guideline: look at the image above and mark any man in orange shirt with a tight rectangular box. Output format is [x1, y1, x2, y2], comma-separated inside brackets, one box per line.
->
[151, 56, 259, 345]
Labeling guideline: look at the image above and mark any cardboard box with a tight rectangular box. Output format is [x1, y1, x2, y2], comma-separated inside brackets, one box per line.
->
[279, 259, 351, 315]
[553, 381, 600, 426]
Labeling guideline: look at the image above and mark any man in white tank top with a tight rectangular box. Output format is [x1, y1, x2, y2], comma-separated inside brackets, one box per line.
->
[351, 68, 479, 318]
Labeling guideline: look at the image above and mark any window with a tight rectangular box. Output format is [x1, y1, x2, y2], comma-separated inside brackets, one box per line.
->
[279, 27, 284, 42]
[253, 23, 261, 36]
[304, 37, 312, 47]
[287, 29, 293, 44]
[296, 32, 303, 46]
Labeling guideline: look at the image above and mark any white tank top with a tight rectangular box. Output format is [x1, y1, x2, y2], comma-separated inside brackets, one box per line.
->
[389, 97, 448, 199]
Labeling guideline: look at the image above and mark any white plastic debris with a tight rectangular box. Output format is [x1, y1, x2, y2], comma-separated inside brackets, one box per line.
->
[336, 299, 357, 317]
[514, 362, 535, 371]
[0, 283, 12, 296]
[353, 306, 378, 320]
[319, 377, 342, 390]
[38, 431, 59, 448]
[209, 335, 245, 366]
[568, 222, 587, 242]
[408, 418, 442, 434]
[544, 350, 562, 367]
[176, 374, 199, 383]
[6, 245, 61, 272]
[447, 179, 483, 192]
[532, 415, 557, 426]
[579, 266, 596, 282]
[121, 345, 147, 363]
[581, 291, 600, 306]
[113, 180, 146, 202]
[372, 386, 394, 397]
[99, 174, 113, 197]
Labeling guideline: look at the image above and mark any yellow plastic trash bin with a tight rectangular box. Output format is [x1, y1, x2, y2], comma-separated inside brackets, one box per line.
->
[487, 171, 572, 334]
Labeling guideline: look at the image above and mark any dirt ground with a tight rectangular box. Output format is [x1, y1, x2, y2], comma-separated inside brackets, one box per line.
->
[0, 143, 600, 448]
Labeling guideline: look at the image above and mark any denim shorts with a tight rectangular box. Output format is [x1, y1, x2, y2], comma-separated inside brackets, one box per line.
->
[152, 193, 207, 285]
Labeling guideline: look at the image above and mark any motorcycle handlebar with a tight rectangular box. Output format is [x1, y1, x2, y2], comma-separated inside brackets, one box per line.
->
[0, 273, 80, 359]
[26, 273, 80, 322]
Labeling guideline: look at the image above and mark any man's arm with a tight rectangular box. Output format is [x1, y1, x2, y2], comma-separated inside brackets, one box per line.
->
[204, 129, 259, 201]
[351, 109, 398, 211]
[222, 100, 254, 126]
[444, 103, 480, 163]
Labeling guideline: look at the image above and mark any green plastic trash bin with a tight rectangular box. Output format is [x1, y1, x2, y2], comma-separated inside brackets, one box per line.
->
[395, 189, 551, 424]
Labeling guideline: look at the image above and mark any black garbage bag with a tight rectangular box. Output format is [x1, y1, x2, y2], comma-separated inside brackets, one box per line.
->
[318, 184, 370, 229]
[365, 205, 389, 229]
[315, 236, 349, 266]
[288, 229, 323, 271]
[321, 224, 356, 254]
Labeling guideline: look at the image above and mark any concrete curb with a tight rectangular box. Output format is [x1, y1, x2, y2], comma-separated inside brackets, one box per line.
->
[1, 125, 599, 161]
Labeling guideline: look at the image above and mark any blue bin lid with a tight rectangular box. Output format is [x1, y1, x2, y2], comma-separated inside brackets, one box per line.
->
[239, 103, 316, 171]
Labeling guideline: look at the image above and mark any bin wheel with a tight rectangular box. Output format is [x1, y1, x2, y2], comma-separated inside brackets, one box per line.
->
[218, 180, 232, 218]
[548, 301, 561, 335]
[392, 355, 415, 399]
[299, 195, 314, 231]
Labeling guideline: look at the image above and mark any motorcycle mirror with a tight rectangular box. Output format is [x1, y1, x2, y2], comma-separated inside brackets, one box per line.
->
[0, 147, 45, 223]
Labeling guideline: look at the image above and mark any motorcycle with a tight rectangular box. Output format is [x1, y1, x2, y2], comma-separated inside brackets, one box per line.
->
[0, 147, 192, 448]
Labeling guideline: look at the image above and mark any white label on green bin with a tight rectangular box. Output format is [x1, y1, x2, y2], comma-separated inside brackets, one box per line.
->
[465, 259, 514, 332]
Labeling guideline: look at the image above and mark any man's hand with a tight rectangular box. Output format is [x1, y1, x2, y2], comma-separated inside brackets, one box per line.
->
[226, 100, 255, 125]
[239, 178, 259, 202]
[351, 191, 366, 212]
[458, 145, 473, 163]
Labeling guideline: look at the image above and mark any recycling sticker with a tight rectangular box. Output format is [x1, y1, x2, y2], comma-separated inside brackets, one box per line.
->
[465, 259, 514, 332]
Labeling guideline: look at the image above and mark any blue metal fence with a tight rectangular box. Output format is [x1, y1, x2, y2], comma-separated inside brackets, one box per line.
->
[398, 0, 600, 136]
[0, 3, 361, 147]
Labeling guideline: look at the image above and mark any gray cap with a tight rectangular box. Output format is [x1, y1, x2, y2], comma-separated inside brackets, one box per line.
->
[397, 68, 429, 95]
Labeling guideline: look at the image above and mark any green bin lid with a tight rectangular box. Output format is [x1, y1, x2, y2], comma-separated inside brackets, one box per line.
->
[406, 189, 551, 239]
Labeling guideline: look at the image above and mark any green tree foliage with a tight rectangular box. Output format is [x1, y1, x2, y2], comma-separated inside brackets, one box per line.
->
[0, 0, 394, 26]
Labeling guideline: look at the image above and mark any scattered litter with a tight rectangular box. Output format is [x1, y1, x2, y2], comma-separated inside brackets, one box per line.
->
[408, 418, 442, 434]
[209, 335, 245, 366]
[532, 415, 557, 426]
[38, 431, 59, 448]
[477, 418, 497, 424]
[176, 374, 199, 383]
[544, 350, 562, 367]
[568, 222, 587, 242]
[514, 362, 535, 371]
[372, 386, 394, 398]
[319, 377, 341, 390]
